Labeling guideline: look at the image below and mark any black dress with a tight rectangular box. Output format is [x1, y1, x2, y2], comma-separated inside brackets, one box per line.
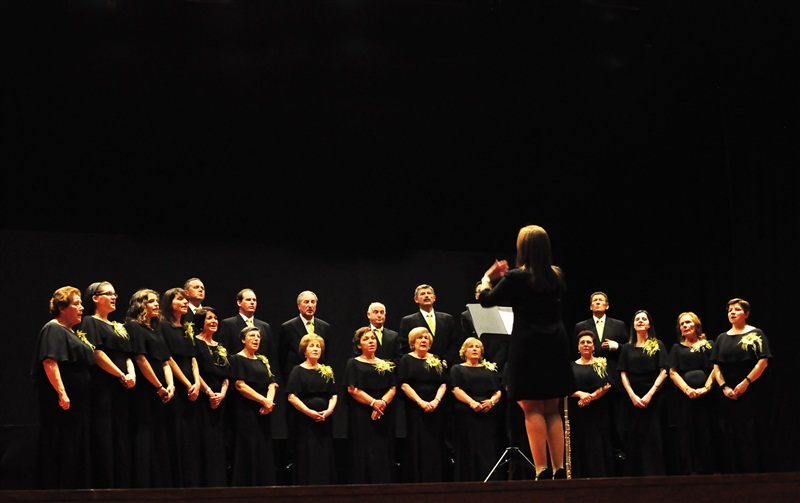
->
[127, 320, 175, 488]
[160, 322, 204, 487]
[479, 268, 574, 400]
[666, 341, 716, 475]
[710, 329, 772, 474]
[81, 316, 134, 488]
[617, 339, 668, 476]
[285, 364, 338, 485]
[396, 353, 448, 483]
[228, 353, 278, 486]
[30, 320, 95, 489]
[344, 357, 397, 484]
[567, 360, 614, 478]
[448, 362, 503, 481]
[194, 338, 231, 487]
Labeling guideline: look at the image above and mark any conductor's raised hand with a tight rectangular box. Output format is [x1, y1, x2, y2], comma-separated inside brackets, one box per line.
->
[485, 259, 509, 281]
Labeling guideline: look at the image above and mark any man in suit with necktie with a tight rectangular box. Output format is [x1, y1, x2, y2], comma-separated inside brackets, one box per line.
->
[398, 284, 461, 368]
[398, 284, 462, 480]
[362, 301, 402, 366]
[275, 290, 331, 482]
[216, 287, 280, 480]
[217, 288, 278, 365]
[183, 277, 205, 324]
[362, 301, 404, 477]
[572, 291, 629, 475]
[278, 290, 331, 381]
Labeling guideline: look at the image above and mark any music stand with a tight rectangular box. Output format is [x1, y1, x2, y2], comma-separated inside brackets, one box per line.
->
[467, 304, 513, 342]
[484, 446, 535, 482]
[466, 305, 532, 481]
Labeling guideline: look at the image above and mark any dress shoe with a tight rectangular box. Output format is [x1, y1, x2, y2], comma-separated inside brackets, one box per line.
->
[535, 467, 552, 481]
[553, 467, 567, 479]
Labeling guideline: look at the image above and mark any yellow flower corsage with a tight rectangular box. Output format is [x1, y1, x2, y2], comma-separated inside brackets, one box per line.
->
[738, 333, 763, 353]
[481, 360, 498, 372]
[318, 364, 335, 383]
[591, 357, 608, 378]
[372, 359, 395, 375]
[642, 339, 660, 357]
[256, 354, 274, 377]
[214, 345, 229, 366]
[425, 355, 444, 375]
[689, 340, 712, 353]
[183, 321, 195, 340]
[75, 330, 95, 350]
[112, 321, 129, 340]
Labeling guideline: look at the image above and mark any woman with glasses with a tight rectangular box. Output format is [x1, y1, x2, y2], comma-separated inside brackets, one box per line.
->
[80, 282, 135, 488]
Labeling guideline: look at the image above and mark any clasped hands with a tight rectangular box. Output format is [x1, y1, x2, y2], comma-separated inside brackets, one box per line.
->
[259, 399, 275, 415]
[370, 398, 387, 421]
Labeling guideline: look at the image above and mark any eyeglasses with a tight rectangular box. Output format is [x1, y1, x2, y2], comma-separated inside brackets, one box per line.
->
[97, 292, 118, 297]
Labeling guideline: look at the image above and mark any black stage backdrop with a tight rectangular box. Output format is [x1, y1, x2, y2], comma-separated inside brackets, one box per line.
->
[1, 0, 798, 488]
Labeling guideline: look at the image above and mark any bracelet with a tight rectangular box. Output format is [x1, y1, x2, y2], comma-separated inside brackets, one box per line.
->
[745, 376, 752, 383]
[432, 397, 440, 403]
[481, 276, 491, 284]
[370, 399, 375, 407]
[720, 382, 728, 389]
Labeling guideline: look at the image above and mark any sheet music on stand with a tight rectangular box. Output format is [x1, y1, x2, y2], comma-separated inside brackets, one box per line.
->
[467, 303, 513, 340]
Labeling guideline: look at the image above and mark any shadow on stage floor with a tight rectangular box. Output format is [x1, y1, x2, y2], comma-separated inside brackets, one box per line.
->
[1, 472, 798, 503]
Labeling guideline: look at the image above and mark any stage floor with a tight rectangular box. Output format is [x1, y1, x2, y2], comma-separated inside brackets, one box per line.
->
[1, 472, 798, 503]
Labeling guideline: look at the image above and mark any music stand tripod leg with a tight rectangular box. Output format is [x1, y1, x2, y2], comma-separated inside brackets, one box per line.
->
[483, 446, 536, 482]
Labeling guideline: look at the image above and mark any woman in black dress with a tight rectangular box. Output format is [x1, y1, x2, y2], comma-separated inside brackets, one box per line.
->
[618, 309, 669, 476]
[126, 288, 175, 488]
[159, 287, 204, 487]
[194, 307, 231, 487]
[80, 281, 135, 488]
[711, 298, 771, 474]
[345, 326, 397, 484]
[285, 333, 338, 485]
[478, 224, 574, 480]
[666, 312, 716, 475]
[567, 330, 613, 478]
[449, 336, 503, 481]
[397, 326, 447, 483]
[31, 286, 95, 489]
[228, 325, 279, 486]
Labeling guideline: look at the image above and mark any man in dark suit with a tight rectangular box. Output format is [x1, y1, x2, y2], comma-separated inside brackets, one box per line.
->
[362, 301, 402, 366]
[215, 287, 280, 479]
[278, 290, 331, 382]
[398, 284, 461, 480]
[398, 284, 461, 368]
[183, 277, 205, 324]
[572, 291, 629, 475]
[217, 288, 279, 373]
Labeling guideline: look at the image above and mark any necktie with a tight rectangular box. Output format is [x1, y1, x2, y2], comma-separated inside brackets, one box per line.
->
[596, 318, 604, 340]
[375, 328, 383, 344]
[426, 313, 436, 335]
[307, 321, 314, 334]
[246, 317, 254, 327]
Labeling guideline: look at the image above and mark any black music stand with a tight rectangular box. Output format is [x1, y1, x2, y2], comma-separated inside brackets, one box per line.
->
[484, 446, 535, 482]
[466, 304, 531, 481]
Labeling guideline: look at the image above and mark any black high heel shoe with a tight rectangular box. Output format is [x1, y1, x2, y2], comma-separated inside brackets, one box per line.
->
[553, 467, 567, 479]
[535, 467, 553, 481]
